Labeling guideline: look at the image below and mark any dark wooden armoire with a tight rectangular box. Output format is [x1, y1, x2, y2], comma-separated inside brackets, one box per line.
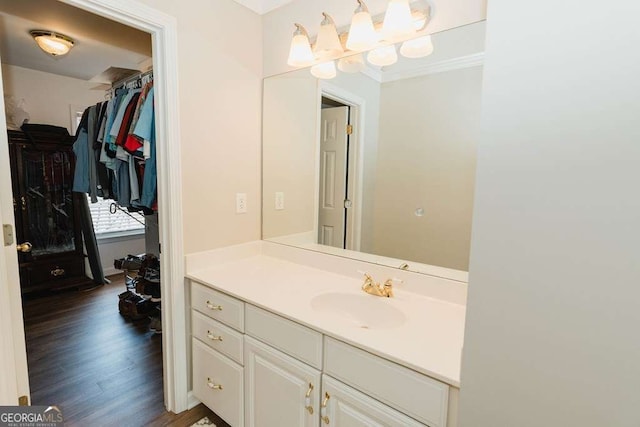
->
[8, 128, 91, 294]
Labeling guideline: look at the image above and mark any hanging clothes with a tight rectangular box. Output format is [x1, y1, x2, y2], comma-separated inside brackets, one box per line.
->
[71, 72, 157, 215]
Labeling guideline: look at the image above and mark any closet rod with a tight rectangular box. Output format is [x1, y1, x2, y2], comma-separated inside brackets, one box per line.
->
[111, 68, 153, 90]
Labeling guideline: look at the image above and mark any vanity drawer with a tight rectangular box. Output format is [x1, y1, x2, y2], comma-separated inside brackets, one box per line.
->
[192, 338, 244, 427]
[324, 337, 449, 427]
[245, 304, 323, 369]
[192, 310, 244, 365]
[191, 281, 245, 332]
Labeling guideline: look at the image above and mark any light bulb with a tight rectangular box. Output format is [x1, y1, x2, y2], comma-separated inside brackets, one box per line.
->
[311, 61, 337, 79]
[367, 45, 398, 67]
[314, 13, 343, 60]
[382, 0, 415, 42]
[287, 24, 314, 67]
[338, 54, 365, 73]
[346, 1, 377, 51]
[400, 35, 434, 58]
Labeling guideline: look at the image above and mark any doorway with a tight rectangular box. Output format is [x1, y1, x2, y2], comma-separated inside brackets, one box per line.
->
[0, 0, 188, 416]
[317, 86, 365, 252]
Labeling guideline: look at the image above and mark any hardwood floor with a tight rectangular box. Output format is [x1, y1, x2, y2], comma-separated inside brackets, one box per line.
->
[22, 274, 229, 427]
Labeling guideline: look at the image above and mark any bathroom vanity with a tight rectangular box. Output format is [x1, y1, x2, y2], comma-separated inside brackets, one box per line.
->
[186, 242, 466, 427]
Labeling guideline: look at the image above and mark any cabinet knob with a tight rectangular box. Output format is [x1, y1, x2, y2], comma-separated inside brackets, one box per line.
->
[51, 267, 66, 277]
[206, 378, 223, 390]
[206, 331, 223, 341]
[206, 300, 223, 311]
[321, 392, 330, 424]
[304, 382, 314, 414]
[16, 242, 32, 253]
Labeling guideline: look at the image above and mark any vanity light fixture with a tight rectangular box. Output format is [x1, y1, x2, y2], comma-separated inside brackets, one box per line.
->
[367, 44, 398, 67]
[400, 34, 434, 58]
[346, 1, 378, 52]
[287, 24, 315, 67]
[314, 13, 343, 60]
[382, 0, 416, 42]
[286, 1, 434, 78]
[310, 61, 337, 79]
[30, 30, 74, 57]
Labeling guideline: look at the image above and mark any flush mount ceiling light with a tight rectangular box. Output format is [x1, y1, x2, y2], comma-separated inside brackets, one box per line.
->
[314, 13, 344, 60]
[30, 30, 75, 57]
[287, 24, 315, 67]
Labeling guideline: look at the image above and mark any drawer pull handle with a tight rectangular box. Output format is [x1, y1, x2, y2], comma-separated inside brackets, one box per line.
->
[206, 331, 223, 341]
[206, 300, 223, 311]
[304, 382, 314, 415]
[207, 378, 223, 390]
[51, 268, 65, 277]
[320, 392, 330, 424]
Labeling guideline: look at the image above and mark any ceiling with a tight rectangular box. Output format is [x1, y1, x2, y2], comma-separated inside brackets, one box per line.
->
[232, 0, 295, 15]
[0, 0, 151, 82]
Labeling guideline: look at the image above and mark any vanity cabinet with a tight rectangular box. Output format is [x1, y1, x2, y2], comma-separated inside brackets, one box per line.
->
[191, 282, 246, 427]
[190, 279, 454, 427]
[320, 375, 424, 427]
[245, 336, 320, 427]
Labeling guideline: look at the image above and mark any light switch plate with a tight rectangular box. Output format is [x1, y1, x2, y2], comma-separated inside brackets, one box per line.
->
[236, 193, 247, 214]
[275, 192, 284, 210]
[3, 224, 14, 246]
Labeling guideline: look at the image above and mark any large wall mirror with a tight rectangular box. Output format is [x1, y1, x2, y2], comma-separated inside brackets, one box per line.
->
[262, 21, 485, 278]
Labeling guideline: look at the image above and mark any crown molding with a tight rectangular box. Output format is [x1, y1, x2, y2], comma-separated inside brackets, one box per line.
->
[382, 52, 485, 83]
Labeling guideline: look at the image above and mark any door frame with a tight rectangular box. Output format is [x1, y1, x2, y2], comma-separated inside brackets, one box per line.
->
[0, 0, 189, 413]
[317, 82, 366, 252]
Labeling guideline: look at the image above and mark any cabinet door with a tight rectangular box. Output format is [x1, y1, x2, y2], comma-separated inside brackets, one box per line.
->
[320, 375, 425, 427]
[12, 142, 80, 260]
[245, 336, 320, 427]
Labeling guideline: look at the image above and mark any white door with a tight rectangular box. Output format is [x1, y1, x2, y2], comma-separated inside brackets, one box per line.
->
[317, 106, 349, 249]
[244, 336, 321, 427]
[320, 375, 424, 427]
[0, 63, 30, 404]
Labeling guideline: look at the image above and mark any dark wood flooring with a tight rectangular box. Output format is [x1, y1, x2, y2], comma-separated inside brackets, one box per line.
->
[22, 274, 228, 427]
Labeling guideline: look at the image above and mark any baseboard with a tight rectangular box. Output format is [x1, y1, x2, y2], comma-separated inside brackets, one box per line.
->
[187, 391, 200, 410]
[102, 267, 120, 277]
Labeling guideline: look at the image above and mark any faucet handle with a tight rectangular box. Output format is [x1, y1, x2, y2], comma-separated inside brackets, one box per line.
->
[357, 270, 373, 281]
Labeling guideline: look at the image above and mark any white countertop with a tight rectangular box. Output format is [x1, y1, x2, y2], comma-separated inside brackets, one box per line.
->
[186, 254, 466, 387]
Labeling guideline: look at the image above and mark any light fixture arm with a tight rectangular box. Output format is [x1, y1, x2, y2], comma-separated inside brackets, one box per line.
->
[293, 23, 309, 38]
[321, 12, 337, 27]
[355, 0, 370, 14]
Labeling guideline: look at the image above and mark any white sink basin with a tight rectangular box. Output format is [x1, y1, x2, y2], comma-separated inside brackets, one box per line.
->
[310, 292, 406, 329]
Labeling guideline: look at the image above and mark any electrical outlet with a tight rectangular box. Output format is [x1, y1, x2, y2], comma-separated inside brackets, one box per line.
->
[236, 193, 247, 213]
[275, 192, 285, 210]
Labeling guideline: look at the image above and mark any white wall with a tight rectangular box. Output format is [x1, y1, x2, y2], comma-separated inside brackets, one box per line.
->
[97, 235, 146, 277]
[262, 0, 487, 77]
[372, 66, 482, 271]
[262, 70, 318, 238]
[136, 0, 263, 254]
[459, 1, 640, 426]
[1, 63, 104, 133]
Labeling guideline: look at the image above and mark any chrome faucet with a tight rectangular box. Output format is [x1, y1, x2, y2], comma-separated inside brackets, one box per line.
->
[361, 273, 394, 298]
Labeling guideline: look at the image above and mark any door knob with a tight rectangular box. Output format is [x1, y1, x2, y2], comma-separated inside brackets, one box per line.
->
[16, 242, 32, 253]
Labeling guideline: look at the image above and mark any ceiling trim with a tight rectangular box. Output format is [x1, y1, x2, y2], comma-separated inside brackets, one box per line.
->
[380, 52, 485, 83]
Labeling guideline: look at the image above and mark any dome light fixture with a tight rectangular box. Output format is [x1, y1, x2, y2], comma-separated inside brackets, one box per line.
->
[30, 30, 75, 57]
